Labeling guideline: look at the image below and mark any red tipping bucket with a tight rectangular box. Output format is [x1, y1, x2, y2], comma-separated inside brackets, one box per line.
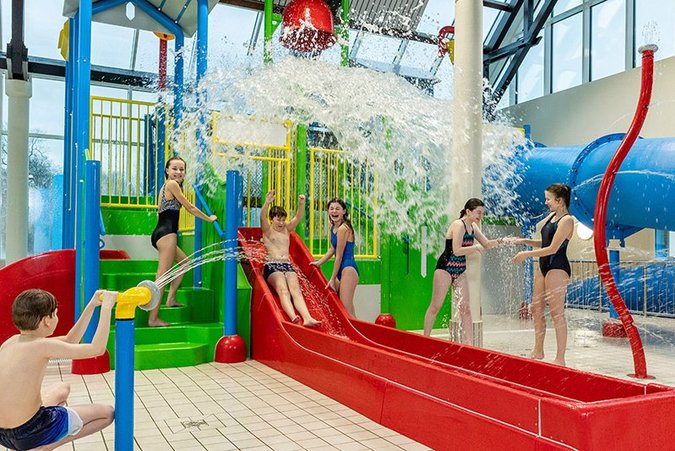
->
[280, 0, 336, 52]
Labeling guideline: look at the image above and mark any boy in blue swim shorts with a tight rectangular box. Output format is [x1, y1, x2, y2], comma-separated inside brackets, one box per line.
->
[0, 289, 117, 450]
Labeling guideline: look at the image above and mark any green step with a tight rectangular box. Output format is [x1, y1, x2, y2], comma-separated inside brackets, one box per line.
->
[135, 342, 210, 370]
[107, 322, 224, 370]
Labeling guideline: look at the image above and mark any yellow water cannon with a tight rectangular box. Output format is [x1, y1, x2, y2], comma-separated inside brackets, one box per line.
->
[114, 280, 161, 319]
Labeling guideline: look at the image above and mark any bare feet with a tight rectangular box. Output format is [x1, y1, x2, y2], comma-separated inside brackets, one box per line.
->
[552, 358, 566, 366]
[148, 319, 170, 327]
[527, 351, 544, 360]
[291, 316, 302, 324]
[303, 318, 322, 328]
[165, 301, 184, 308]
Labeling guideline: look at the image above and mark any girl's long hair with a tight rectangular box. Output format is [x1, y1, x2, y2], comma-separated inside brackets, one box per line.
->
[327, 198, 355, 236]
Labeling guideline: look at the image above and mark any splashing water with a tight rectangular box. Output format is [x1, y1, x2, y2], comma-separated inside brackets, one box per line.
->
[174, 57, 525, 252]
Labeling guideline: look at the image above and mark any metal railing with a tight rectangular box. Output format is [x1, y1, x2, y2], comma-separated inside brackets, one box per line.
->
[90, 96, 164, 208]
[567, 259, 675, 317]
[308, 147, 378, 259]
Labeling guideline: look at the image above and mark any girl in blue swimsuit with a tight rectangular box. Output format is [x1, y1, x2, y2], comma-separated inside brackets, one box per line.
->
[423, 198, 503, 343]
[311, 198, 360, 317]
[512, 183, 574, 366]
[148, 156, 217, 327]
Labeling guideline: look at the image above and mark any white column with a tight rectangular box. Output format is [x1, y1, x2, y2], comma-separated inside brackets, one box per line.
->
[451, 0, 483, 346]
[5, 77, 32, 264]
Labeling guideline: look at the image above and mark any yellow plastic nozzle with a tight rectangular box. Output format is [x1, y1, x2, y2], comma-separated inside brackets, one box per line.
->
[115, 286, 152, 320]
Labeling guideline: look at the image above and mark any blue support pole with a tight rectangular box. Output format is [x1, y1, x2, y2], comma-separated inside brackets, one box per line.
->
[173, 34, 184, 126]
[193, 0, 209, 287]
[608, 249, 620, 319]
[114, 319, 135, 451]
[73, 2, 92, 321]
[83, 161, 101, 342]
[224, 170, 241, 336]
[62, 17, 76, 249]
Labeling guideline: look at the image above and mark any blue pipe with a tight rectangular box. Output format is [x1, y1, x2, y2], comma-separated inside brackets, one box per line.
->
[83, 161, 101, 342]
[62, 18, 75, 249]
[192, 186, 225, 237]
[512, 134, 675, 238]
[114, 319, 135, 451]
[74, 3, 92, 321]
[225, 170, 242, 336]
[193, 0, 209, 287]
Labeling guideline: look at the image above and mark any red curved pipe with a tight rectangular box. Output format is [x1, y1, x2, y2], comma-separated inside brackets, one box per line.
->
[592, 46, 656, 378]
[438, 25, 455, 57]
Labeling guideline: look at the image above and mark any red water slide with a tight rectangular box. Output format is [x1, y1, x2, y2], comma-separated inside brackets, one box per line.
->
[0, 249, 129, 345]
[239, 227, 675, 450]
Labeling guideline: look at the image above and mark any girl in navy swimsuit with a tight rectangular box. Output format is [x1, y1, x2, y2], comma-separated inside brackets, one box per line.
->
[148, 156, 217, 327]
[311, 198, 360, 317]
[423, 198, 503, 344]
[512, 183, 574, 366]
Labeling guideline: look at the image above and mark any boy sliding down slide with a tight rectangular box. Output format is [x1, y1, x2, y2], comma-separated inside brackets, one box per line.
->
[261, 191, 321, 327]
[0, 289, 116, 451]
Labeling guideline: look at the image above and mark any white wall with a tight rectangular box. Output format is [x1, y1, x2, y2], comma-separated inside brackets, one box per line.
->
[501, 55, 675, 146]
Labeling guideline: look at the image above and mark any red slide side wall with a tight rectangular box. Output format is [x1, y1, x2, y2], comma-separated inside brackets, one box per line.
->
[238, 228, 675, 450]
[0, 249, 129, 345]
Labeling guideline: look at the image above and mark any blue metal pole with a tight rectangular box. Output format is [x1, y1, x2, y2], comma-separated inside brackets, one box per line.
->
[193, 0, 209, 288]
[608, 249, 620, 319]
[224, 170, 241, 336]
[83, 161, 101, 342]
[114, 319, 135, 451]
[62, 17, 76, 249]
[173, 34, 184, 127]
[74, 2, 92, 321]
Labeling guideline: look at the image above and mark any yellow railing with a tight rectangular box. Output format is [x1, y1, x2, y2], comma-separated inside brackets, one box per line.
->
[308, 147, 378, 259]
[89, 96, 164, 208]
[212, 114, 294, 226]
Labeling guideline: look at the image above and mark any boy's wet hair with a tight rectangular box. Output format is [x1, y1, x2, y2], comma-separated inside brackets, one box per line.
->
[12, 289, 58, 331]
[269, 205, 287, 220]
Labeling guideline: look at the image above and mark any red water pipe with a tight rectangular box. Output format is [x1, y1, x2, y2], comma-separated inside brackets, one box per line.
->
[159, 38, 167, 90]
[592, 44, 657, 379]
[438, 25, 455, 57]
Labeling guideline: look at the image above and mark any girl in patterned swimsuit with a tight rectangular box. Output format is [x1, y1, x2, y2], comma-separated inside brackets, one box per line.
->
[148, 156, 217, 327]
[512, 183, 574, 366]
[423, 198, 503, 344]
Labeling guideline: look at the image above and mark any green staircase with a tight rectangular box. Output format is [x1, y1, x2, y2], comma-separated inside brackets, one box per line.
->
[101, 259, 224, 370]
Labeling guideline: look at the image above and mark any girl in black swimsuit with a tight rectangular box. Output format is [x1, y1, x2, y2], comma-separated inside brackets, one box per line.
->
[148, 156, 217, 327]
[423, 198, 503, 344]
[512, 183, 574, 366]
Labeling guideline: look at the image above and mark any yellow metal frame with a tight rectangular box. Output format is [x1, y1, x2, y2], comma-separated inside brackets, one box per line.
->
[308, 147, 378, 259]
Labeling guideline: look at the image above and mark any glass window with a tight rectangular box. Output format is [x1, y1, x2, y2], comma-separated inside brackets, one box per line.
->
[400, 41, 436, 71]
[354, 33, 401, 63]
[30, 78, 65, 136]
[517, 34, 544, 102]
[591, 0, 626, 80]
[636, 0, 675, 63]
[23, 0, 66, 60]
[91, 22, 134, 69]
[554, 0, 582, 16]
[552, 13, 583, 92]
[416, 0, 455, 35]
